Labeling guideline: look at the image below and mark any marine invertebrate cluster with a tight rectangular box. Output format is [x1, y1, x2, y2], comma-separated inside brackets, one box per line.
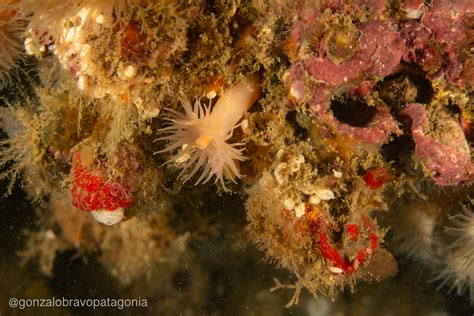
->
[284, 8, 406, 147]
[22, 1, 199, 118]
[0, 0, 473, 312]
[383, 190, 474, 307]
[245, 142, 397, 303]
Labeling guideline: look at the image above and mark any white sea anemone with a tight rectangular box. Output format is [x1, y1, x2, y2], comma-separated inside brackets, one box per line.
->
[435, 198, 474, 304]
[388, 199, 442, 265]
[18, 0, 143, 51]
[393, 204, 437, 262]
[156, 76, 260, 190]
[20, 0, 141, 29]
[0, 2, 23, 86]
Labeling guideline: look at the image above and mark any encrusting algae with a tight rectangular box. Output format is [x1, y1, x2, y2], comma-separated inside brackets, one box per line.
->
[0, 0, 473, 311]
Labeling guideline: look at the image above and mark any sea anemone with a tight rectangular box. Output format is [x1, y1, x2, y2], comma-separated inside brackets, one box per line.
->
[156, 76, 260, 190]
[435, 197, 474, 303]
[0, 1, 23, 86]
[20, 0, 142, 38]
[389, 200, 440, 264]
[435, 253, 474, 304]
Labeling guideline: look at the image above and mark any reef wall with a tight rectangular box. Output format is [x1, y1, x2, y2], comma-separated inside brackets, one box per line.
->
[0, 0, 473, 311]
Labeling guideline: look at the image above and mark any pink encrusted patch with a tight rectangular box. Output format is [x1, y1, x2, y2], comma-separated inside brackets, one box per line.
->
[303, 22, 405, 86]
[401, 103, 474, 186]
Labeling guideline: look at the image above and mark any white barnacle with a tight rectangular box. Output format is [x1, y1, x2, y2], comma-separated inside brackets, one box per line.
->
[155, 76, 260, 190]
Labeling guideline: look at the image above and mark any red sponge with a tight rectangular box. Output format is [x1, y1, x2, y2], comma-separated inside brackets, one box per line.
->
[71, 152, 133, 211]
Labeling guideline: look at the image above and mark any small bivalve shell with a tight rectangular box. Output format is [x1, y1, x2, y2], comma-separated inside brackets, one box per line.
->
[316, 189, 335, 200]
[309, 195, 321, 205]
[283, 198, 295, 210]
[91, 208, 124, 226]
[294, 203, 306, 218]
[328, 266, 343, 274]
[118, 64, 137, 80]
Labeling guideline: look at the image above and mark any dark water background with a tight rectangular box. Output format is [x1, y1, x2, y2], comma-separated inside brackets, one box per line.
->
[1, 177, 473, 315]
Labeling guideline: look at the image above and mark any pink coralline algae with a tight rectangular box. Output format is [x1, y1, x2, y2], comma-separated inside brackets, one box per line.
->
[288, 80, 400, 144]
[400, 0, 474, 85]
[421, 0, 472, 49]
[286, 11, 405, 144]
[399, 20, 442, 75]
[401, 103, 474, 186]
[401, 0, 426, 19]
[290, 21, 405, 87]
[329, 106, 400, 144]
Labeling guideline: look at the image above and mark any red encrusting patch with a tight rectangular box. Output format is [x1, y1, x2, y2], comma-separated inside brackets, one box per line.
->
[318, 231, 349, 270]
[346, 223, 359, 241]
[310, 214, 379, 274]
[363, 168, 386, 190]
[71, 152, 133, 211]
